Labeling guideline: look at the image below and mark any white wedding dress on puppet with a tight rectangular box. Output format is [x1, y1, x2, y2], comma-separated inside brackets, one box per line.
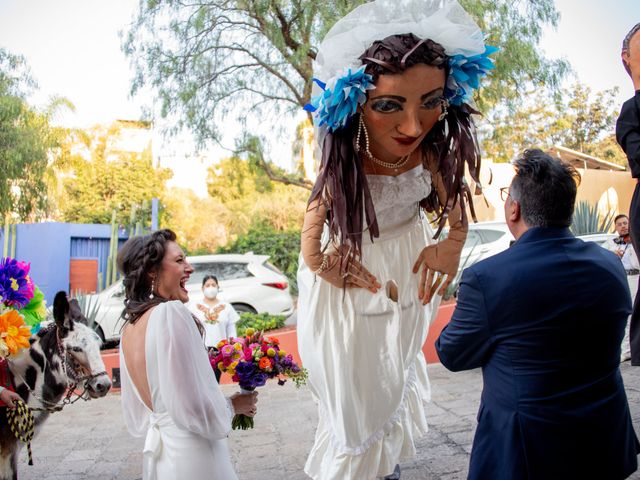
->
[298, 165, 441, 479]
[120, 301, 237, 480]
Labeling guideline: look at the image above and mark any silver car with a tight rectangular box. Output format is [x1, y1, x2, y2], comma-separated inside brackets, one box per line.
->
[88, 253, 294, 343]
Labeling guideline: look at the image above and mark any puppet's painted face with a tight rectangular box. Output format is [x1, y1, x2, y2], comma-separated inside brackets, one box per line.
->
[361, 63, 445, 164]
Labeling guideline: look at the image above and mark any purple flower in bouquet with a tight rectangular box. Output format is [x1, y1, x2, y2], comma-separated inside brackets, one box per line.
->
[209, 332, 308, 430]
[0, 258, 34, 309]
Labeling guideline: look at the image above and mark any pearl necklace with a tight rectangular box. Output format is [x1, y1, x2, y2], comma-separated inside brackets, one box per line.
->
[365, 152, 410, 171]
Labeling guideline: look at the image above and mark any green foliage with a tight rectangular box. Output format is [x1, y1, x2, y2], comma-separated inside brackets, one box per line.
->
[483, 83, 622, 163]
[60, 125, 172, 225]
[207, 153, 309, 236]
[460, 0, 568, 111]
[124, 1, 566, 181]
[0, 49, 56, 220]
[570, 201, 615, 236]
[236, 312, 286, 336]
[124, 1, 368, 143]
[217, 222, 301, 294]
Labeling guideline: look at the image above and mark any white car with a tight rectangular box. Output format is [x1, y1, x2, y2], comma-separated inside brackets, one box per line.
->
[577, 232, 616, 246]
[88, 253, 294, 343]
[459, 221, 514, 270]
[459, 224, 616, 269]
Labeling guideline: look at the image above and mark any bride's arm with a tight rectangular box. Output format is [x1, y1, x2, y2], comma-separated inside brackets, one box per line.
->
[154, 301, 233, 439]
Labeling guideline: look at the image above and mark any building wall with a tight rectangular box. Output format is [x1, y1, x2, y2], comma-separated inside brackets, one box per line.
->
[469, 160, 636, 223]
[0, 223, 128, 305]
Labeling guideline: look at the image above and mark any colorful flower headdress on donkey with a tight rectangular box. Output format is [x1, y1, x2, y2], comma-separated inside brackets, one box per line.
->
[304, 0, 498, 134]
[0, 258, 46, 358]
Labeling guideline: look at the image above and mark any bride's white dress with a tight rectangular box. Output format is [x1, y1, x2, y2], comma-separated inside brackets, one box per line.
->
[120, 300, 238, 480]
[297, 165, 441, 479]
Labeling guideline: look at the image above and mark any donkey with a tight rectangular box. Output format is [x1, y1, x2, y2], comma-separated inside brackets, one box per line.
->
[0, 291, 112, 479]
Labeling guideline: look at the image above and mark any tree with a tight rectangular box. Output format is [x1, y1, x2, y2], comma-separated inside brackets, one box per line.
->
[0, 49, 57, 221]
[124, 0, 567, 183]
[482, 83, 624, 164]
[60, 124, 172, 225]
[124, 1, 367, 141]
[460, 0, 568, 111]
[207, 150, 308, 232]
[162, 187, 236, 254]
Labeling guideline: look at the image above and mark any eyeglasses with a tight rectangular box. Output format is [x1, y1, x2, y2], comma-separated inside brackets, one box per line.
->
[500, 187, 511, 202]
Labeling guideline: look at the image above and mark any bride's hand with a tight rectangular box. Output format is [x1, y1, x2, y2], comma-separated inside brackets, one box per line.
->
[317, 251, 381, 293]
[230, 391, 258, 417]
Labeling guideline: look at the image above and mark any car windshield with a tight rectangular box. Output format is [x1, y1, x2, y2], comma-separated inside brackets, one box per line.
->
[189, 261, 254, 284]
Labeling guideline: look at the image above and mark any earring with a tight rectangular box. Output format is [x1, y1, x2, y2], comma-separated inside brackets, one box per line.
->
[149, 278, 155, 299]
[356, 114, 372, 158]
[438, 99, 449, 121]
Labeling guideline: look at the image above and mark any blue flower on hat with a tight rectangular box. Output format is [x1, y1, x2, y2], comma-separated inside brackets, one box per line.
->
[445, 45, 498, 106]
[304, 66, 374, 132]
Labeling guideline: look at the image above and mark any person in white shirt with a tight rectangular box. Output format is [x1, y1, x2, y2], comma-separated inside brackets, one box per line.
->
[602, 214, 639, 361]
[190, 275, 239, 348]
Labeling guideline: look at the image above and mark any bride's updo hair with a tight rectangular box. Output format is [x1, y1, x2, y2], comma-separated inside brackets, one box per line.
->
[117, 229, 177, 324]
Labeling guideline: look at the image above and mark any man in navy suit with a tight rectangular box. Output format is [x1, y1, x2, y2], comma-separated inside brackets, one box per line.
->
[436, 149, 640, 479]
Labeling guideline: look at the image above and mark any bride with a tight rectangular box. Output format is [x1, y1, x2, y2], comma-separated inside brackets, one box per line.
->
[117, 229, 257, 479]
[297, 0, 495, 478]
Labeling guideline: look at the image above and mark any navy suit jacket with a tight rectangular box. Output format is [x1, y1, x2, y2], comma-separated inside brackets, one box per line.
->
[436, 227, 640, 480]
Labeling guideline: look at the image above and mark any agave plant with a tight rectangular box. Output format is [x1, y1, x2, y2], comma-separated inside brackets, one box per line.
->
[570, 201, 615, 236]
[73, 293, 102, 330]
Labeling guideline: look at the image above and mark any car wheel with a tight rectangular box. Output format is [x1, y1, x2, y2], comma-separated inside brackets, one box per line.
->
[232, 303, 257, 314]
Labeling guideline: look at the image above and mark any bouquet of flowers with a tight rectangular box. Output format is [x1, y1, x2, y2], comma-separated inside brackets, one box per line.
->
[0, 257, 46, 358]
[209, 328, 307, 429]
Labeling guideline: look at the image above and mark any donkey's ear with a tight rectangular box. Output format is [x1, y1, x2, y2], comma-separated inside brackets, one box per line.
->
[68, 299, 87, 326]
[53, 291, 72, 330]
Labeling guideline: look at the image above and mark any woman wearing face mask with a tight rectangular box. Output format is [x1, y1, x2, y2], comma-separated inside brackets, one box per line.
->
[190, 275, 239, 350]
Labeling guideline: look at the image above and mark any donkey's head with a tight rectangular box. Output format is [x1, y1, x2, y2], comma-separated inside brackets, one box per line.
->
[53, 292, 111, 398]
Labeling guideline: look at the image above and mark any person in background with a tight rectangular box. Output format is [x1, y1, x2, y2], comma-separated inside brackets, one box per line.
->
[189, 275, 239, 381]
[602, 214, 639, 362]
[617, 22, 640, 365]
[190, 276, 239, 344]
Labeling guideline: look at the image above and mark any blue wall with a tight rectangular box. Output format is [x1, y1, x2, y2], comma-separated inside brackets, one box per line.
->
[0, 223, 128, 305]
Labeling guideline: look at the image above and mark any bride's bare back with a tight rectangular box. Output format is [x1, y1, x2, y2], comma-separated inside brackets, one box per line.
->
[121, 308, 155, 410]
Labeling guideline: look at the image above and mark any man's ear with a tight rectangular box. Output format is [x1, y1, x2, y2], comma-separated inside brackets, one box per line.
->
[622, 51, 632, 76]
[507, 200, 521, 224]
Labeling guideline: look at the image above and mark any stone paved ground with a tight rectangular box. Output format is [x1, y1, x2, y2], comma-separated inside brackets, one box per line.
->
[15, 363, 640, 480]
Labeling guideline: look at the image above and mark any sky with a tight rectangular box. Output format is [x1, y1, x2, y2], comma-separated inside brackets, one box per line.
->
[0, 0, 639, 196]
